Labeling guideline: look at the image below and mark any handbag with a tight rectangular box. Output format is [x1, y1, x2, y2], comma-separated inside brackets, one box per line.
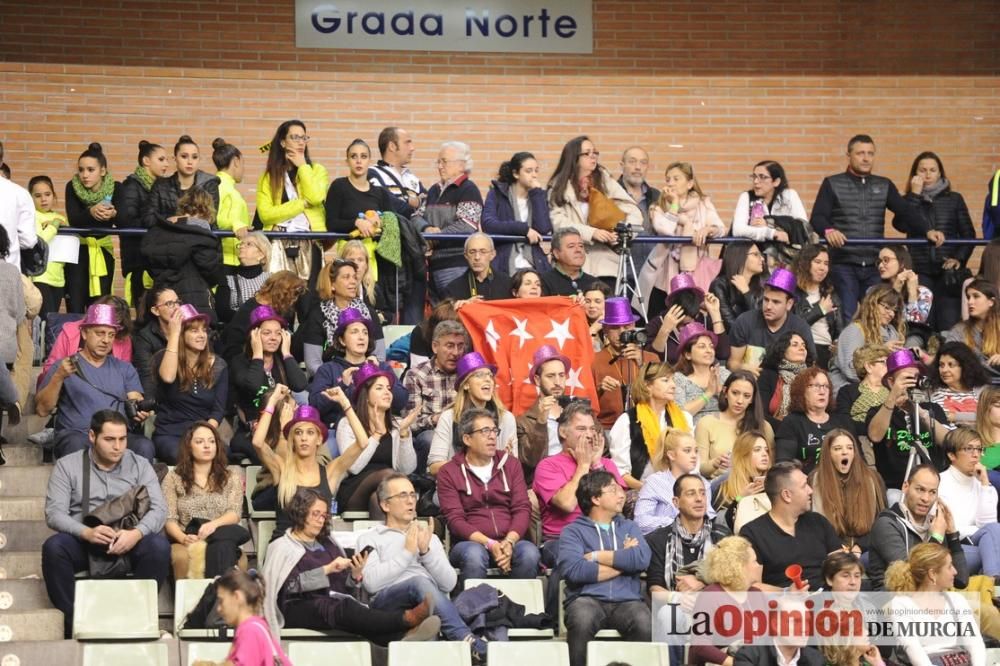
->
[20, 237, 48, 278]
[733, 493, 771, 535]
[80, 449, 151, 578]
[941, 266, 972, 297]
[587, 188, 626, 231]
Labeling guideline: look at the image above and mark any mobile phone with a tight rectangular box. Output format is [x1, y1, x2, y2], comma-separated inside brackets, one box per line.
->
[360, 545, 374, 557]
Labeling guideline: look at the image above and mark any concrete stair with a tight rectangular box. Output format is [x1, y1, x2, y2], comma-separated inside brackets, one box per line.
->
[0, 639, 80, 665]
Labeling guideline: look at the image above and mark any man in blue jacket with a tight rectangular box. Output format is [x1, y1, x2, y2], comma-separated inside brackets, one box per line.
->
[558, 470, 652, 666]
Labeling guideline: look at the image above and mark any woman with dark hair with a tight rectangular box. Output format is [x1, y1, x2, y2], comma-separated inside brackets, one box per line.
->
[324, 139, 395, 240]
[195, 569, 290, 666]
[221, 270, 308, 364]
[672, 322, 730, 425]
[64, 142, 118, 312]
[695, 370, 774, 479]
[29, 175, 67, 318]
[131, 285, 180, 397]
[151, 305, 228, 464]
[308, 308, 406, 451]
[548, 136, 642, 285]
[708, 241, 767, 330]
[143, 135, 220, 228]
[141, 187, 224, 315]
[877, 245, 933, 343]
[930, 342, 991, 421]
[731, 160, 810, 267]
[256, 120, 328, 281]
[260, 488, 439, 644]
[756, 332, 813, 427]
[964, 240, 1000, 320]
[482, 151, 552, 273]
[809, 429, 886, 552]
[774, 368, 854, 475]
[792, 244, 842, 370]
[946, 279, 1000, 378]
[646, 274, 727, 364]
[899, 151, 976, 332]
[114, 140, 170, 308]
[211, 137, 250, 272]
[511, 268, 543, 298]
[830, 285, 906, 392]
[161, 422, 247, 579]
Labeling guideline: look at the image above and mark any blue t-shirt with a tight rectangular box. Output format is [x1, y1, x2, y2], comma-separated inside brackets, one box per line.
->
[41, 355, 143, 434]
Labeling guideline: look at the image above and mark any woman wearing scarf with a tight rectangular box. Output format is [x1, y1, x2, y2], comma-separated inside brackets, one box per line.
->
[114, 140, 170, 308]
[899, 151, 976, 332]
[756, 331, 813, 429]
[63, 142, 118, 312]
[608, 361, 693, 490]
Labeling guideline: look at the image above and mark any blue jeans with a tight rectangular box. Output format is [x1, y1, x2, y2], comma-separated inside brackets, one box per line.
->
[371, 576, 484, 654]
[960, 523, 1000, 576]
[449, 540, 542, 584]
[431, 266, 468, 299]
[413, 429, 434, 475]
[830, 263, 882, 322]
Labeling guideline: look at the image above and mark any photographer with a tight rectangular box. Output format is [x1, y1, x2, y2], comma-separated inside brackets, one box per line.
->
[866, 349, 952, 490]
[36, 304, 155, 461]
[592, 297, 658, 430]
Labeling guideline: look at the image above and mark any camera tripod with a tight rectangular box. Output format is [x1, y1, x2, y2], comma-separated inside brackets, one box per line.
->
[614, 225, 647, 319]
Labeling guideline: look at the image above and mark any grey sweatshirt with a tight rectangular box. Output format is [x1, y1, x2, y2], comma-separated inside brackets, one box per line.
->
[356, 523, 456, 597]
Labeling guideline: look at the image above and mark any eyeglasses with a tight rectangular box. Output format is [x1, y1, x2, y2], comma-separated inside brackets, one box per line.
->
[436, 158, 464, 165]
[465, 249, 493, 257]
[747, 251, 764, 258]
[750, 174, 772, 182]
[807, 383, 831, 391]
[287, 134, 310, 143]
[959, 447, 985, 455]
[877, 256, 896, 265]
[469, 426, 500, 438]
[307, 509, 328, 519]
[600, 486, 624, 495]
[157, 299, 183, 309]
[385, 491, 418, 502]
[578, 151, 600, 158]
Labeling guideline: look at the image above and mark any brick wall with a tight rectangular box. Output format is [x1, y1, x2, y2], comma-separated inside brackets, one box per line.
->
[1, 0, 997, 250]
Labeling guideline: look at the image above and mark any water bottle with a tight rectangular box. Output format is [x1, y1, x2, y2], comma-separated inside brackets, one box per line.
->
[329, 497, 339, 517]
[750, 200, 765, 220]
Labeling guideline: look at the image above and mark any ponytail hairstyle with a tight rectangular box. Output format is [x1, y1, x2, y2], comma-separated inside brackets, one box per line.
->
[174, 134, 198, 155]
[137, 140, 164, 166]
[216, 568, 266, 615]
[345, 138, 370, 157]
[79, 142, 108, 170]
[497, 151, 535, 185]
[141, 283, 178, 326]
[884, 542, 951, 592]
[211, 137, 242, 171]
[264, 120, 311, 201]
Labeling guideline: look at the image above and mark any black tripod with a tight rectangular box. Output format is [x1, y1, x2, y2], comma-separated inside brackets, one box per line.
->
[613, 223, 647, 320]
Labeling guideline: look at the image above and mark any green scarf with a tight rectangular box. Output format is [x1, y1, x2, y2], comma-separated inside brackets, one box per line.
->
[133, 166, 155, 191]
[71, 173, 115, 206]
[375, 211, 403, 267]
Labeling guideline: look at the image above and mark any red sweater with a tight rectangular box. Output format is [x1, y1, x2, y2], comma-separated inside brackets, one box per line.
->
[436, 450, 531, 541]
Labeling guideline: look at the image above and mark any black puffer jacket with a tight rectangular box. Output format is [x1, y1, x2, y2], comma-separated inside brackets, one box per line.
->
[897, 187, 976, 276]
[142, 170, 220, 229]
[793, 287, 844, 341]
[709, 276, 762, 330]
[140, 218, 223, 315]
[113, 173, 153, 277]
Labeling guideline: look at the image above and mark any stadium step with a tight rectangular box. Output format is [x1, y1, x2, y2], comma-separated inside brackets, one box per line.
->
[0, 579, 53, 612]
[0, 607, 64, 641]
[0, 520, 54, 553]
[0, 551, 43, 579]
[0, 442, 43, 467]
[0, 498, 46, 522]
[0, 466, 52, 496]
[0, 639, 80, 664]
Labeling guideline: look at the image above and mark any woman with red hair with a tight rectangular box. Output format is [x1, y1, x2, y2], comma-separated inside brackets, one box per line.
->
[774, 367, 854, 475]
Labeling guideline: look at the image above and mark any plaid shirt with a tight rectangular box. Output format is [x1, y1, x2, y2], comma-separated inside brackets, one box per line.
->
[403, 359, 457, 433]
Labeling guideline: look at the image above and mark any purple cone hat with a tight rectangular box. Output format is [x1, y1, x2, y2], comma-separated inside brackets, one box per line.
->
[668, 273, 705, 299]
[676, 321, 718, 353]
[764, 268, 797, 298]
[531, 344, 570, 376]
[883, 349, 925, 387]
[282, 404, 329, 440]
[456, 351, 498, 387]
[178, 304, 211, 326]
[353, 362, 396, 399]
[80, 303, 121, 331]
[249, 304, 287, 329]
[333, 307, 376, 341]
[600, 297, 640, 326]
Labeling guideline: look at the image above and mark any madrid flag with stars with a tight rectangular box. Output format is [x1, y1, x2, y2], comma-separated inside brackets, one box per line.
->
[458, 296, 599, 416]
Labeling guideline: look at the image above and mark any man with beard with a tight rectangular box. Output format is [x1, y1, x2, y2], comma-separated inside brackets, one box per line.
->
[517, 344, 571, 485]
[618, 146, 660, 271]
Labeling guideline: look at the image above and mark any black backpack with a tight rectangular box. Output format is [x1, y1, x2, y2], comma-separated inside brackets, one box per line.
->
[182, 579, 231, 637]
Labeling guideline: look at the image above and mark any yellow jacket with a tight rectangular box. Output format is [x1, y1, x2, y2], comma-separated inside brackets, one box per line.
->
[33, 210, 66, 288]
[216, 171, 251, 266]
[255, 163, 328, 232]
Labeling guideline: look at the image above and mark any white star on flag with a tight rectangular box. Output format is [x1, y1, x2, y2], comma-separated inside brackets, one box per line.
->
[566, 366, 585, 391]
[510, 317, 534, 349]
[485, 320, 500, 352]
[523, 362, 535, 384]
[544, 318, 574, 350]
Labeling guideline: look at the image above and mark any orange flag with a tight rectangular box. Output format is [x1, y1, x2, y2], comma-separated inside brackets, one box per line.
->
[458, 296, 599, 416]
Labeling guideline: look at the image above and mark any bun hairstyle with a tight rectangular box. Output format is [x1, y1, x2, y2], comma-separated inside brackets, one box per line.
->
[497, 151, 535, 185]
[137, 140, 164, 166]
[174, 134, 198, 155]
[211, 137, 242, 170]
[884, 541, 951, 592]
[79, 142, 108, 169]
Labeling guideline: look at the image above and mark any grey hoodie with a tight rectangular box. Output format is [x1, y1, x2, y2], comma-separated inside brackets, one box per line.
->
[356, 523, 457, 597]
[867, 502, 968, 590]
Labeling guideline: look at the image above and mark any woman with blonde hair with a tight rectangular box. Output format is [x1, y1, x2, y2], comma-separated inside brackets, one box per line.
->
[633, 427, 713, 534]
[714, 430, 771, 526]
[977, 386, 1000, 477]
[639, 161, 726, 315]
[830, 285, 906, 392]
[885, 542, 986, 665]
[608, 361, 693, 490]
[947, 279, 1000, 379]
[809, 429, 886, 553]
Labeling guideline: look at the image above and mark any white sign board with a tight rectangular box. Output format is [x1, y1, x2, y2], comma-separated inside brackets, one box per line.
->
[295, 1, 593, 53]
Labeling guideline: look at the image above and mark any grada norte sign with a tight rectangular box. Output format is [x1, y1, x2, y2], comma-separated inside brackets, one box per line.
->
[295, 0, 593, 53]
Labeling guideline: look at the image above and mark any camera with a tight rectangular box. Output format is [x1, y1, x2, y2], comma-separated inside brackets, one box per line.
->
[612, 221, 635, 253]
[618, 329, 648, 346]
[124, 398, 157, 421]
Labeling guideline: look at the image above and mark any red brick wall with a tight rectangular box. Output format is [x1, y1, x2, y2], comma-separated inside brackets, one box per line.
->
[1, 0, 997, 249]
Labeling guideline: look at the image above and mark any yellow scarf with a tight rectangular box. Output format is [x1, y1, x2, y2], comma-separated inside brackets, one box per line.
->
[85, 236, 114, 297]
[637, 401, 690, 460]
